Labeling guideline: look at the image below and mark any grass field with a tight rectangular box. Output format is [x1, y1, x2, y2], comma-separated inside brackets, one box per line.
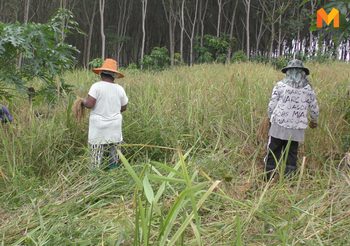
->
[1, 62, 350, 245]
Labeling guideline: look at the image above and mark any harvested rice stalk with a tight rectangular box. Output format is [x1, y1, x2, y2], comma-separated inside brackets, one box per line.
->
[72, 97, 85, 122]
[0, 167, 8, 181]
[257, 117, 270, 143]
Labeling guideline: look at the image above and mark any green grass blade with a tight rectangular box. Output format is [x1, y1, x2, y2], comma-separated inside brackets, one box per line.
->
[168, 180, 221, 246]
[143, 173, 155, 204]
[117, 150, 143, 189]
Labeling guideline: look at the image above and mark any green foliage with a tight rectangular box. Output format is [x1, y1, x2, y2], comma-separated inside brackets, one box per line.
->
[125, 62, 140, 76]
[127, 62, 138, 70]
[322, 0, 350, 37]
[231, 50, 248, 63]
[119, 150, 220, 245]
[0, 8, 79, 101]
[205, 35, 230, 55]
[250, 55, 269, 64]
[251, 53, 334, 70]
[195, 35, 230, 64]
[310, 52, 334, 63]
[88, 58, 103, 69]
[244, 50, 336, 69]
[309, 1, 350, 59]
[49, 8, 83, 42]
[174, 52, 184, 66]
[270, 57, 288, 70]
[216, 54, 227, 63]
[35, 79, 74, 104]
[142, 47, 170, 70]
[196, 50, 214, 63]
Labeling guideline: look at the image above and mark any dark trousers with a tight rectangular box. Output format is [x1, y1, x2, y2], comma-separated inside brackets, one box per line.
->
[264, 136, 299, 179]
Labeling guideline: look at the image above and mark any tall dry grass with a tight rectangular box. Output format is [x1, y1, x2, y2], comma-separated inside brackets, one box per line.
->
[0, 62, 350, 245]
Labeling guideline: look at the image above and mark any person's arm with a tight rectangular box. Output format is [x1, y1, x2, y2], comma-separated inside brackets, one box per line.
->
[83, 84, 98, 109]
[268, 83, 281, 119]
[309, 89, 319, 128]
[120, 86, 128, 113]
[82, 95, 96, 109]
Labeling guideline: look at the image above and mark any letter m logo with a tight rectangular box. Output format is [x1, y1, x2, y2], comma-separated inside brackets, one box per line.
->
[317, 8, 340, 28]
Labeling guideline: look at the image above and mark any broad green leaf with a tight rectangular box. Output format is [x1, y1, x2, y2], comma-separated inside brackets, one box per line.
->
[158, 182, 208, 245]
[117, 150, 143, 189]
[168, 180, 221, 246]
[143, 173, 155, 204]
[148, 174, 186, 184]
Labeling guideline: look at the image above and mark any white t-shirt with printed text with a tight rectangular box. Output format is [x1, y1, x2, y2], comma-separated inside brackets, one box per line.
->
[88, 81, 128, 144]
[268, 81, 319, 130]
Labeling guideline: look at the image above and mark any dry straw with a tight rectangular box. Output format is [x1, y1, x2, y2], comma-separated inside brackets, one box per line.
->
[257, 117, 270, 143]
[72, 97, 85, 122]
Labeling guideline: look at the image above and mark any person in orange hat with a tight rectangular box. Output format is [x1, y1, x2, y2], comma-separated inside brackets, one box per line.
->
[81, 58, 128, 169]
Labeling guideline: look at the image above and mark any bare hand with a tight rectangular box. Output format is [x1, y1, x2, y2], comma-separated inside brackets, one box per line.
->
[309, 121, 318, 129]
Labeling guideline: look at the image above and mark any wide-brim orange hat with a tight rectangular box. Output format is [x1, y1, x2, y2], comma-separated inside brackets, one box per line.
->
[92, 58, 124, 78]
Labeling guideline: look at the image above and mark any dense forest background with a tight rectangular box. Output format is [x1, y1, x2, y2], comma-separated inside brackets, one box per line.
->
[0, 0, 349, 67]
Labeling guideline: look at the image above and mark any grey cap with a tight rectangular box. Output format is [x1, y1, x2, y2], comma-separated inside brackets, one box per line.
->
[281, 59, 310, 75]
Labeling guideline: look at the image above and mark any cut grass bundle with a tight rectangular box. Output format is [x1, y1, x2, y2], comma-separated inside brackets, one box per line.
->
[257, 117, 270, 143]
[72, 97, 85, 122]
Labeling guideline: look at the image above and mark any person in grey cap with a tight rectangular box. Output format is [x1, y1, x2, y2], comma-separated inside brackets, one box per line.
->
[264, 59, 319, 180]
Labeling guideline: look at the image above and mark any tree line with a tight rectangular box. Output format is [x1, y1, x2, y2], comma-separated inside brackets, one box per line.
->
[0, 0, 349, 68]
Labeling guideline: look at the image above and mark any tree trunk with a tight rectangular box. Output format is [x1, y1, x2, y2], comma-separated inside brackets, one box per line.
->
[255, 10, 265, 54]
[99, 0, 105, 60]
[277, 15, 282, 56]
[199, 0, 208, 47]
[140, 0, 148, 69]
[87, 4, 97, 66]
[83, 35, 87, 68]
[269, 1, 276, 59]
[259, 0, 283, 59]
[187, 0, 199, 66]
[116, 0, 133, 64]
[295, 5, 301, 56]
[227, 0, 239, 62]
[180, 0, 185, 62]
[162, 0, 176, 66]
[296, 30, 300, 55]
[270, 23, 275, 58]
[60, 0, 66, 8]
[24, 0, 30, 23]
[169, 14, 175, 65]
[309, 0, 316, 57]
[60, 0, 67, 42]
[241, 18, 245, 51]
[216, 0, 222, 37]
[83, 0, 97, 67]
[19, 0, 30, 68]
[243, 0, 251, 59]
